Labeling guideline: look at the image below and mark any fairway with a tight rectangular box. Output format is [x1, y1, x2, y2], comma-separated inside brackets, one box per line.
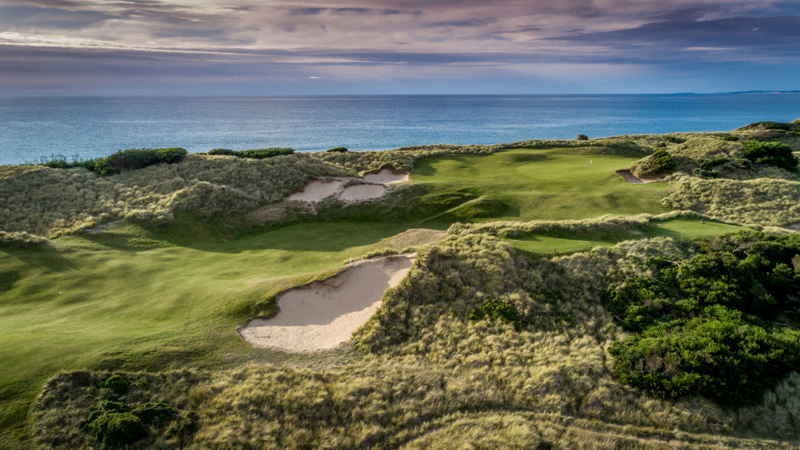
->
[0, 221, 419, 443]
[506, 219, 745, 254]
[411, 147, 672, 221]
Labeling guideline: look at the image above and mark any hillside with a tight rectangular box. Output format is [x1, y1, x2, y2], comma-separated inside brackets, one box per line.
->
[2, 121, 800, 449]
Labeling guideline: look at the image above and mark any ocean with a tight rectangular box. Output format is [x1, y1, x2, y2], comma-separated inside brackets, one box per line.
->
[1, 94, 799, 165]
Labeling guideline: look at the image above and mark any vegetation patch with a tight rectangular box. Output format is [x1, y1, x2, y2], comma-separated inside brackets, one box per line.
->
[42, 147, 187, 176]
[742, 140, 799, 172]
[207, 148, 295, 159]
[603, 231, 800, 405]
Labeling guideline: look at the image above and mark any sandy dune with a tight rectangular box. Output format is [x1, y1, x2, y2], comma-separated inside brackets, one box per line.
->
[238, 254, 414, 352]
[363, 168, 410, 184]
[288, 179, 347, 202]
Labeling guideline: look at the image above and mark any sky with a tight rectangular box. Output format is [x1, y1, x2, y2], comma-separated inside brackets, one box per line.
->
[0, 0, 799, 95]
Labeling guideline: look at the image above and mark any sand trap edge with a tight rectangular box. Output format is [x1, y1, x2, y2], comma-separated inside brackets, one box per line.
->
[237, 253, 416, 353]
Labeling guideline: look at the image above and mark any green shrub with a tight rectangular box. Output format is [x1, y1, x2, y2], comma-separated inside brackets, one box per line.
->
[326, 147, 348, 153]
[662, 135, 685, 144]
[651, 149, 676, 173]
[604, 232, 800, 405]
[743, 140, 799, 172]
[208, 148, 237, 156]
[40, 148, 187, 176]
[207, 148, 294, 159]
[698, 157, 728, 170]
[132, 402, 178, 425]
[723, 135, 739, 142]
[732, 158, 752, 169]
[692, 168, 719, 179]
[576, 134, 588, 141]
[468, 299, 530, 331]
[102, 374, 130, 398]
[88, 412, 147, 447]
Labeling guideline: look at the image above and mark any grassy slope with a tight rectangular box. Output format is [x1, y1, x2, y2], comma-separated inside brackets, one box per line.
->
[0, 221, 419, 447]
[411, 147, 671, 221]
[507, 218, 745, 254]
[0, 146, 760, 448]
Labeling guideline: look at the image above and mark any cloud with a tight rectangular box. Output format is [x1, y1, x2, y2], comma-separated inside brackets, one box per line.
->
[0, 0, 798, 94]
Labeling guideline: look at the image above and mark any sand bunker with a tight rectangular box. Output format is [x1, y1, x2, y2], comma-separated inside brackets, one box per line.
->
[616, 169, 663, 184]
[288, 179, 346, 202]
[338, 183, 388, 201]
[238, 254, 414, 352]
[363, 167, 410, 184]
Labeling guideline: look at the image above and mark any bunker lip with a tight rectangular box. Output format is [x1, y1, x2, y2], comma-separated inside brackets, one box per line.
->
[237, 253, 415, 353]
[363, 166, 410, 184]
[615, 169, 663, 184]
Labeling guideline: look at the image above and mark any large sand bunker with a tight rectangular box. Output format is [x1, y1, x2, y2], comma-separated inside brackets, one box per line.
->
[363, 167, 410, 184]
[287, 179, 347, 202]
[238, 254, 414, 352]
[338, 183, 388, 201]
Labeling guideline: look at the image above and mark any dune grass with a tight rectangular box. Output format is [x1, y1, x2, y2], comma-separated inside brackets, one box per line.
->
[506, 218, 745, 254]
[411, 147, 671, 221]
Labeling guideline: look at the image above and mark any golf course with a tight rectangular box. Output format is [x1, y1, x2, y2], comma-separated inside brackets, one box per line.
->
[2, 121, 800, 449]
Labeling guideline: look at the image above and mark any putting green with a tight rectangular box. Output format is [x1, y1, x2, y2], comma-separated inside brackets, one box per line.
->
[411, 147, 672, 221]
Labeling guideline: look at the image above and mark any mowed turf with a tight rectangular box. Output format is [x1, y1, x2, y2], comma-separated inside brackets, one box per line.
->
[506, 219, 746, 255]
[0, 221, 418, 447]
[411, 147, 672, 221]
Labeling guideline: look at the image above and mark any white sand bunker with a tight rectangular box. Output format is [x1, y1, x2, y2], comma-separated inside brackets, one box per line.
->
[363, 167, 410, 184]
[238, 255, 414, 352]
[338, 183, 387, 201]
[287, 179, 347, 202]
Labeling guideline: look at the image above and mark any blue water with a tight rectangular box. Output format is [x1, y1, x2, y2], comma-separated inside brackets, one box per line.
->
[1, 94, 799, 165]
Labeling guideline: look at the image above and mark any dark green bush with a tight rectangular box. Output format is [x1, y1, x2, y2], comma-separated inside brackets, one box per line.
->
[327, 147, 348, 153]
[132, 402, 178, 425]
[207, 148, 294, 159]
[722, 135, 739, 141]
[207, 148, 237, 156]
[732, 158, 752, 169]
[102, 374, 130, 398]
[40, 148, 187, 176]
[88, 412, 147, 447]
[576, 134, 588, 141]
[651, 149, 676, 173]
[603, 232, 800, 405]
[692, 168, 718, 179]
[698, 157, 728, 170]
[742, 140, 799, 171]
[662, 135, 684, 143]
[469, 299, 530, 331]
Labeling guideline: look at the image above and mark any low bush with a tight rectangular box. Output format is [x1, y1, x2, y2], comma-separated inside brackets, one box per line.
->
[326, 147, 348, 153]
[743, 140, 799, 172]
[40, 148, 187, 176]
[723, 135, 739, 141]
[692, 168, 719, 179]
[662, 135, 685, 144]
[576, 134, 588, 141]
[651, 149, 676, 173]
[208, 148, 295, 159]
[603, 232, 800, 405]
[87, 412, 147, 447]
[469, 299, 530, 331]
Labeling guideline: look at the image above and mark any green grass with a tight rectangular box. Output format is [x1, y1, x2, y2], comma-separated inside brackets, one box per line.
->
[506, 219, 745, 254]
[0, 221, 421, 447]
[411, 147, 671, 221]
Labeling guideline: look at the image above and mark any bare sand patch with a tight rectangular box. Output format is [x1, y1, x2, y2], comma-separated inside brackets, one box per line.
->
[238, 254, 414, 352]
[616, 169, 663, 184]
[288, 179, 346, 202]
[363, 167, 410, 184]
[338, 183, 388, 201]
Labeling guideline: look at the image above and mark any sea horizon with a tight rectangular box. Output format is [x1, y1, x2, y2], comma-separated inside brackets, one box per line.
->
[2, 93, 799, 165]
